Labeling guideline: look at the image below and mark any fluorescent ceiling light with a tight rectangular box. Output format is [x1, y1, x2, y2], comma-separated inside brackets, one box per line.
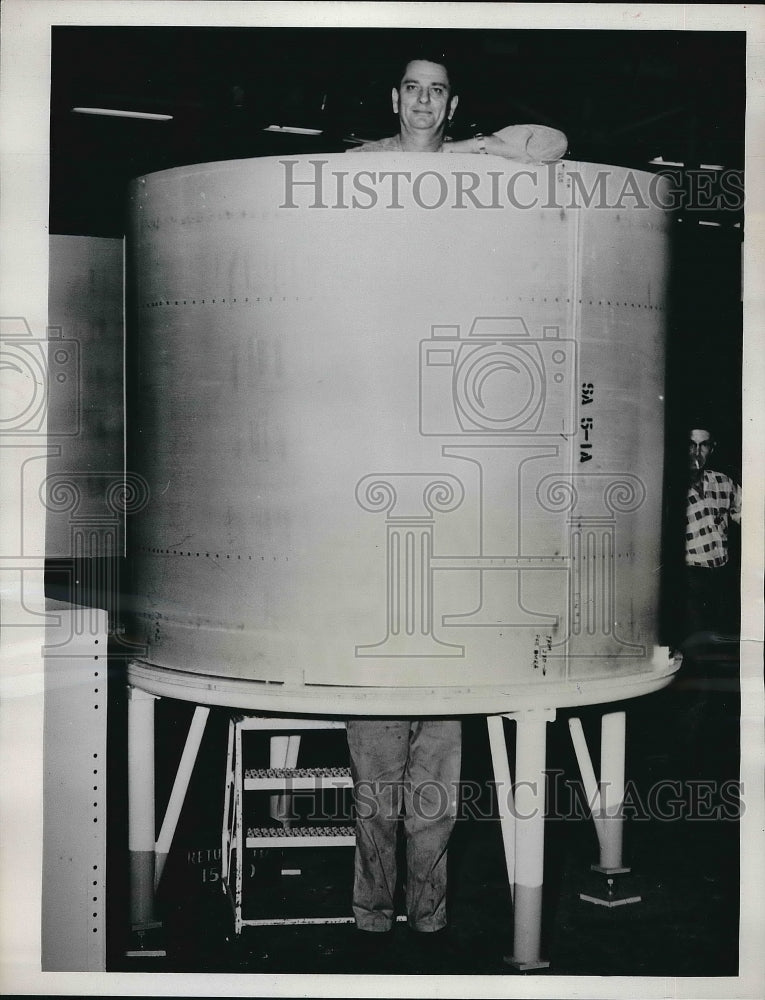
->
[648, 157, 685, 167]
[263, 125, 323, 135]
[72, 107, 173, 121]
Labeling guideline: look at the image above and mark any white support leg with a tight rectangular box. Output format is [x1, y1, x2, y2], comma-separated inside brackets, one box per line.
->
[127, 686, 159, 933]
[571, 709, 641, 908]
[269, 733, 301, 826]
[487, 715, 515, 900]
[568, 716, 606, 852]
[155, 705, 210, 887]
[506, 709, 554, 971]
[596, 711, 628, 873]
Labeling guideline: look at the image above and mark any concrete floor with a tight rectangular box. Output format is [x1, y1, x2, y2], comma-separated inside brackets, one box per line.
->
[107, 647, 741, 978]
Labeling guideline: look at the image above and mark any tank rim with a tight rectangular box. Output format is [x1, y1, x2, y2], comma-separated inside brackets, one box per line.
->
[127, 655, 679, 717]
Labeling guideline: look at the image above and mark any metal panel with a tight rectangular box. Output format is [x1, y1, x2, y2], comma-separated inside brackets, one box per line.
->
[46, 235, 125, 561]
[42, 600, 108, 970]
[126, 155, 672, 708]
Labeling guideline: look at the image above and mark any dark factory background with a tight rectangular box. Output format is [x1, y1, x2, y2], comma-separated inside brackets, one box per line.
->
[46, 26, 745, 976]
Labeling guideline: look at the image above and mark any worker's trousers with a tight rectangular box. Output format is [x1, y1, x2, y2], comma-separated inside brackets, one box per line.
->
[345, 719, 462, 932]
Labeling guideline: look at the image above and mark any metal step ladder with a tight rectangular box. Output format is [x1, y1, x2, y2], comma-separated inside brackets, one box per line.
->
[221, 715, 355, 932]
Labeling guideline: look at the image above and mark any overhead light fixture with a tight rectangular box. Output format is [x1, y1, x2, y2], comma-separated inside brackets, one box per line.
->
[648, 157, 685, 167]
[261, 94, 327, 137]
[72, 107, 173, 121]
[263, 125, 323, 136]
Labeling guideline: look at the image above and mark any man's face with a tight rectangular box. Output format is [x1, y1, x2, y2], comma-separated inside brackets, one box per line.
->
[392, 60, 458, 138]
[689, 428, 714, 474]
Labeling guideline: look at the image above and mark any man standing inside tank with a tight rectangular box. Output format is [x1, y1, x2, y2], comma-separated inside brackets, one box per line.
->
[349, 53, 568, 160]
[345, 52, 567, 964]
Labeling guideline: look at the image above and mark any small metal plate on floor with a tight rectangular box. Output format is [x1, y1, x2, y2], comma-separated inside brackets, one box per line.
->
[578, 870, 642, 907]
[579, 891, 642, 908]
[504, 955, 551, 971]
[125, 926, 167, 958]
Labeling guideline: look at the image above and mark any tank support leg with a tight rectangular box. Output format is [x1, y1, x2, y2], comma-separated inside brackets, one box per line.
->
[155, 705, 210, 886]
[570, 709, 641, 907]
[597, 710, 628, 873]
[490, 709, 554, 971]
[127, 686, 161, 940]
[269, 734, 301, 826]
[487, 715, 515, 899]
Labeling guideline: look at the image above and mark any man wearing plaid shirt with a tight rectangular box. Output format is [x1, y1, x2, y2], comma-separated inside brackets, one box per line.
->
[684, 426, 742, 640]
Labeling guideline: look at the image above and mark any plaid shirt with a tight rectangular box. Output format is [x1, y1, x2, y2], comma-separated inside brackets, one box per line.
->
[686, 470, 742, 568]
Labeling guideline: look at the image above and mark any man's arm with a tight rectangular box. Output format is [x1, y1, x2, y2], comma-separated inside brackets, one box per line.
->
[730, 481, 742, 525]
[444, 124, 568, 163]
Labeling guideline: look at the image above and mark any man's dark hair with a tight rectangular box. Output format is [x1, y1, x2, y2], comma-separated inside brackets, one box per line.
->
[687, 421, 717, 443]
[394, 51, 459, 95]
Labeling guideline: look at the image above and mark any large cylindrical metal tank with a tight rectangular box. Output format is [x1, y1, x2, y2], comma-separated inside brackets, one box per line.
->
[125, 154, 676, 713]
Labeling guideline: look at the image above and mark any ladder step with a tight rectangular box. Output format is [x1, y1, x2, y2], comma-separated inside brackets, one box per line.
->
[244, 766, 353, 791]
[246, 825, 356, 848]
